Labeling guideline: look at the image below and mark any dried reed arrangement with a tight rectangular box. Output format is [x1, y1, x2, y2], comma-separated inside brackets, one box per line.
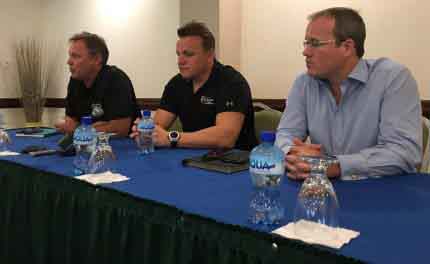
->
[15, 38, 58, 124]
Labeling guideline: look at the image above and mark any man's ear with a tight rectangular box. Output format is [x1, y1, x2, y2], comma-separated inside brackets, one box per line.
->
[207, 49, 215, 62]
[342, 38, 357, 57]
[92, 53, 103, 65]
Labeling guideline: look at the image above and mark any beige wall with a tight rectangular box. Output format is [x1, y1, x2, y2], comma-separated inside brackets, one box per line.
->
[41, 0, 180, 98]
[219, 0, 242, 69]
[181, 0, 242, 70]
[1, 0, 428, 103]
[0, 0, 43, 98]
[0, 108, 64, 129]
[180, 0, 219, 53]
[0, 0, 180, 127]
[0, 0, 180, 100]
[240, 0, 430, 99]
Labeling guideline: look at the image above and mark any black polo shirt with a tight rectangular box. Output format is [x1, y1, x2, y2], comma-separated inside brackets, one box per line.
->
[159, 60, 257, 150]
[65, 65, 140, 127]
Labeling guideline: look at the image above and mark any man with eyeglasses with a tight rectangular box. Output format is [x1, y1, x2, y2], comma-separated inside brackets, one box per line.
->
[275, 7, 422, 180]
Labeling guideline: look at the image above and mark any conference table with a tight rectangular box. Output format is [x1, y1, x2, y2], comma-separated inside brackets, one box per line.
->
[0, 133, 429, 264]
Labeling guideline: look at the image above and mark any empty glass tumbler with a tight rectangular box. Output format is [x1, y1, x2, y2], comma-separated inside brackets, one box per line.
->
[293, 155, 340, 239]
[88, 132, 116, 174]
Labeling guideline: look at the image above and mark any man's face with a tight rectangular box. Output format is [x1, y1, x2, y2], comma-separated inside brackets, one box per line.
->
[176, 36, 214, 80]
[302, 16, 346, 80]
[67, 40, 100, 81]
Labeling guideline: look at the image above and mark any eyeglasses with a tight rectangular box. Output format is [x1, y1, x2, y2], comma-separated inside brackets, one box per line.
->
[303, 39, 336, 48]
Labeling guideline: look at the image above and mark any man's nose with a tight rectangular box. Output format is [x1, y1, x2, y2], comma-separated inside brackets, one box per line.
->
[302, 45, 312, 57]
[177, 55, 185, 65]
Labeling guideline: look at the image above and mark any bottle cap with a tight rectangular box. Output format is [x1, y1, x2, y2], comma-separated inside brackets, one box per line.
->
[81, 116, 92, 125]
[260, 131, 276, 143]
[142, 109, 151, 117]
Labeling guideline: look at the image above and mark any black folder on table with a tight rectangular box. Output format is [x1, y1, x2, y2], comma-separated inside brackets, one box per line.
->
[182, 150, 250, 174]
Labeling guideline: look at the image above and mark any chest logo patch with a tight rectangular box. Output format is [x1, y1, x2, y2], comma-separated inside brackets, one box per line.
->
[226, 100, 234, 108]
[200, 96, 215, 105]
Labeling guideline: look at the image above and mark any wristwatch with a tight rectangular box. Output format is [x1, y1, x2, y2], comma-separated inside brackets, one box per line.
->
[168, 131, 180, 148]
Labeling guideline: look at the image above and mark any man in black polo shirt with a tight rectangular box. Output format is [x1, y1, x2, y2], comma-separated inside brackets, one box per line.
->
[55, 32, 139, 137]
[132, 22, 257, 150]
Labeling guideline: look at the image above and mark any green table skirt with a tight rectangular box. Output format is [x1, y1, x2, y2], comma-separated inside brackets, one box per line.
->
[0, 160, 363, 264]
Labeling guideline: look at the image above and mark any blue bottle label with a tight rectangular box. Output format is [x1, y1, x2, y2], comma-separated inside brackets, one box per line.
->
[249, 159, 284, 175]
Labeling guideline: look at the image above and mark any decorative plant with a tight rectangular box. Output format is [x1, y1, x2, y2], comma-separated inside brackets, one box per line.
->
[15, 38, 59, 125]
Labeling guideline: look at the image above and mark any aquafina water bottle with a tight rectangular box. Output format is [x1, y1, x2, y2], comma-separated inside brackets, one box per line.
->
[249, 131, 285, 226]
[137, 109, 154, 154]
[73, 116, 97, 175]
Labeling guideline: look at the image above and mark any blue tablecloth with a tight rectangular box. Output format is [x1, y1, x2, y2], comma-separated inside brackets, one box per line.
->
[1, 132, 430, 263]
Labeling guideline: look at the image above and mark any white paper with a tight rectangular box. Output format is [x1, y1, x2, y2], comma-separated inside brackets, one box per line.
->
[0, 151, 20, 156]
[75, 171, 129, 185]
[272, 220, 360, 249]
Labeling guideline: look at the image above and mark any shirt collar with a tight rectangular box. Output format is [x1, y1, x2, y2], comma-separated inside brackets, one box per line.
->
[184, 59, 219, 92]
[91, 65, 108, 87]
[181, 59, 219, 84]
[206, 59, 220, 82]
[347, 59, 368, 84]
[316, 59, 369, 87]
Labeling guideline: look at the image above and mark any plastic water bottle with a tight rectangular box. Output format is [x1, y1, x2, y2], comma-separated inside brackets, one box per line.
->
[249, 131, 285, 226]
[137, 109, 154, 154]
[73, 116, 97, 175]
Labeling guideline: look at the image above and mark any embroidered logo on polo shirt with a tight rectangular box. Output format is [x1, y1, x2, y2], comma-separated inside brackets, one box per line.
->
[226, 100, 234, 108]
[91, 103, 104, 118]
[200, 96, 215, 105]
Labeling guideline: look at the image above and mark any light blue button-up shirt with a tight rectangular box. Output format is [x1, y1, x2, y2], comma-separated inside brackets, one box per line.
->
[275, 58, 422, 177]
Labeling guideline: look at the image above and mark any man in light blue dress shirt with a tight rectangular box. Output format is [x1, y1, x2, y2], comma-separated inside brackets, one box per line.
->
[275, 7, 422, 180]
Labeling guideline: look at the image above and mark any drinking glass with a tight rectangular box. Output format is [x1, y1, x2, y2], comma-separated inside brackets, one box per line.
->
[293, 155, 339, 239]
[0, 128, 11, 152]
[88, 132, 116, 174]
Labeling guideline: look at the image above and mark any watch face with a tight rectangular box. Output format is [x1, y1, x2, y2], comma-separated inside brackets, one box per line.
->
[170, 131, 178, 139]
[169, 131, 179, 142]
